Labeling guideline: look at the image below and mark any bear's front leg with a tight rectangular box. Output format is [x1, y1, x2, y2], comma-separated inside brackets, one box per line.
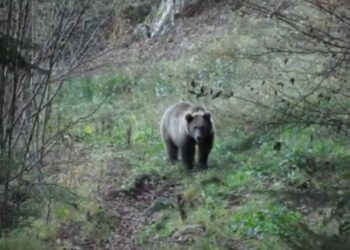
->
[198, 136, 214, 169]
[180, 141, 195, 170]
[165, 139, 178, 163]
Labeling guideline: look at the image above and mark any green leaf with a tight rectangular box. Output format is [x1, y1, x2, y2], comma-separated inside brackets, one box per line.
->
[83, 124, 93, 135]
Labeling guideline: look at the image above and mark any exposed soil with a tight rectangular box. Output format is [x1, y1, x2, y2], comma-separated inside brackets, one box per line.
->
[96, 160, 182, 250]
[86, 1, 242, 73]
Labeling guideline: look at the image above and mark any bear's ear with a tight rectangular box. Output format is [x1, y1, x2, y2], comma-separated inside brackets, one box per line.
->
[203, 112, 211, 120]
[185, 113, 193, 123]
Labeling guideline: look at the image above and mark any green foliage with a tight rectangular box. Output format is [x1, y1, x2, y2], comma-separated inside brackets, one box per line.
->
[43, 2, 350, 249]
[231, 201, 302, 237]
[51, 54, 349, 248]
[134, 120, 349, 249]
[31, 219, 59, 240]
[0, 234, 47, 250]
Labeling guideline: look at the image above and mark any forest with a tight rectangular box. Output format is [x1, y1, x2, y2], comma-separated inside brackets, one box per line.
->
[0, 0, 349, 249]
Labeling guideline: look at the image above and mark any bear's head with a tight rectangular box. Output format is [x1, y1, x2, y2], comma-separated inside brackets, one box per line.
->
[185, 111, 213, 143]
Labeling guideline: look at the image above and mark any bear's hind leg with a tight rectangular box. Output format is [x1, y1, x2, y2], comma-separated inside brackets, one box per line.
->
[165, 139, 178, 163]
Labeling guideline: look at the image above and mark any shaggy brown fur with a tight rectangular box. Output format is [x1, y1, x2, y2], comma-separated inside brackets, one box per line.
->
[160, 102, 214, 170]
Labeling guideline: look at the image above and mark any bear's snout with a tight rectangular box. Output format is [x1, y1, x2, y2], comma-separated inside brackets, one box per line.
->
[195, 135, 202, 143]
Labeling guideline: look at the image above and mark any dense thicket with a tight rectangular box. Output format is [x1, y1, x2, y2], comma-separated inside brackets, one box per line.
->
[0, 0, 112, 229]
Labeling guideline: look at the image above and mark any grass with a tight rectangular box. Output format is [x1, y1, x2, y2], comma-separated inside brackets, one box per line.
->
[0, 234, 47, 250]
[4, 5, 350, 249]
[42, 48, 350, 248]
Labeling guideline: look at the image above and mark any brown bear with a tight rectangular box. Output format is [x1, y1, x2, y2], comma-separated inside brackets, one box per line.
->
[160, 102, 214, 170]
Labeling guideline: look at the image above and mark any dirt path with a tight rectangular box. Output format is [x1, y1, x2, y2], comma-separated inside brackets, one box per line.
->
[90, 157, 182, 250]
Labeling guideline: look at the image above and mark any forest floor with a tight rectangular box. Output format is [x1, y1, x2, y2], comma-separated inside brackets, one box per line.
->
[87, 1, 241, 73]
[96, 156, 182, 250]
[44, 1, 350, 250]
[76, 3, 243, 249]
[60, 143, 345, 250]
